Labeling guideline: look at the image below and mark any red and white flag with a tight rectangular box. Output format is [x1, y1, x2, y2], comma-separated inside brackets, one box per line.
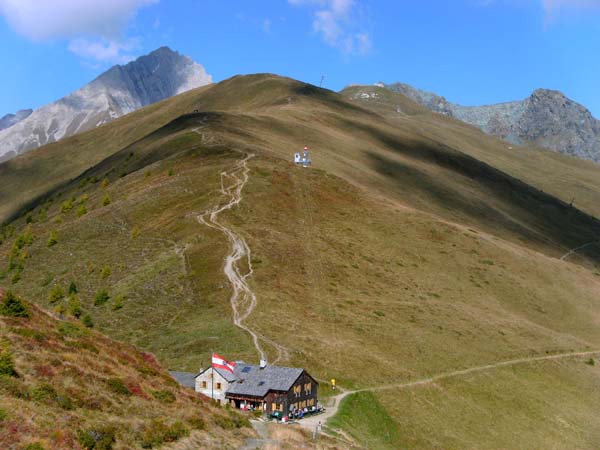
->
[212, 353, 236, 373]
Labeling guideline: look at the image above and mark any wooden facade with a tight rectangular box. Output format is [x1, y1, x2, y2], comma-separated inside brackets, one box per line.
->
[226, 370, 318, 414]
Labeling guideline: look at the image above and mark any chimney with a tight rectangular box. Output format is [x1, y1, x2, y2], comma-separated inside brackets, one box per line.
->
[259, 359, 267, 369]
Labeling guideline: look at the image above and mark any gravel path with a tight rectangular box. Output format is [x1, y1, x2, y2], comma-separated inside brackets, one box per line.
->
[300, 349, 600, 432]
[195, 149, 289, 363]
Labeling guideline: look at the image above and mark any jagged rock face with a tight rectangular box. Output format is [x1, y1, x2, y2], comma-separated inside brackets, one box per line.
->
[385, 83, 600, 163]
[0, 47, 211, 161]
[518, 89, 600, 161]
[0, 109, 33, 131]
[386, 82, 454, 116]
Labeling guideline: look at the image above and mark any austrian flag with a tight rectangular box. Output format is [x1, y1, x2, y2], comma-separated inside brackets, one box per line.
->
[212, 353, 236, 373]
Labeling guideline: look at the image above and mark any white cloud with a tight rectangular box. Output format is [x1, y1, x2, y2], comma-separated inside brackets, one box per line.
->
[68, 38, 139, 64]
[289, 0, 372, 55]
[0, 0, 157, 63]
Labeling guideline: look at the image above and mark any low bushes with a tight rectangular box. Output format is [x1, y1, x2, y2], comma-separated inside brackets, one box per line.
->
[78, 426, 116, 450]
[0, 290, 29, 317]
[106, 378, 131, 396]
[151, 389, 176, 403]
[140, 420, 189, 448]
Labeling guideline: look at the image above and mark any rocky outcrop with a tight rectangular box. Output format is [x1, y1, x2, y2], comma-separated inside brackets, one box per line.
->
[0, 47, 211, 161]
[384, 83, 600, 163]
[0, 109, 32, 131]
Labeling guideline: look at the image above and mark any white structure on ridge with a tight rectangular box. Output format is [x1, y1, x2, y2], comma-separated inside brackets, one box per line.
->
[294, 146, 312, 167]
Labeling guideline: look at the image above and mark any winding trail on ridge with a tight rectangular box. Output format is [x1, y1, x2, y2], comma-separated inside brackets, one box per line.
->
[195, 152, 289, 364]
[560, 241, 596, 261]
[299, 349, 600, 432]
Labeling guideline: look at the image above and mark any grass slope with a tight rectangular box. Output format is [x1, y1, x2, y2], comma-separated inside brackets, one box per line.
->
[0, 291, 252, 449]
[2, 74, 600, 448]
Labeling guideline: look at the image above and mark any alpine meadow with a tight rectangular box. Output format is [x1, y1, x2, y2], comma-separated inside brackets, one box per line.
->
[1, 69, 600, 449]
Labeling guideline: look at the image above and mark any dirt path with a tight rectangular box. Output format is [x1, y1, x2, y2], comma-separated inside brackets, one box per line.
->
[196, 152, 289, 364]
[300, 349, 600, 431]
[560, 241, 596, 260]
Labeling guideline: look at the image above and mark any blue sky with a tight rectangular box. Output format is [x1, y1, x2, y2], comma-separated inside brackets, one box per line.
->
[1, 0, 599, 116]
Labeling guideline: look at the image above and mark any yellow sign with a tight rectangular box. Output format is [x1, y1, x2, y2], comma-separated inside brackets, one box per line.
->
[331, 378, 336, 386]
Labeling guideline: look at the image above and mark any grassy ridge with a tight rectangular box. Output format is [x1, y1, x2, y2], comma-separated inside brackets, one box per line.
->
[2, 74, 600, 448]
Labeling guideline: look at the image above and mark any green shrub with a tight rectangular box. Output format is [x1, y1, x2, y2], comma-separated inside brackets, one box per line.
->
[94, 290, 110, 306]
[30, 383, 56, 402]
[60, 199, 74, 213]
[586, 358, 596, 366]
[0, 407, 7, 421]
[100, 265, 111, 279]
[131, 226, 140, 240]
[112, 295, 124, 311]
[68, 295, 82, 318]
[140, 420, 189, 448]
[53, 302, 66, 315]
[47, 230, 58, 247]
[151, 389, 176, 403]
[0, 347, 17, 377]
[101, 178, 109, 189]
[1, 290, 29, 317]
[22, 443, 45, 450]
[373, 310, 385, 317]
[82, 314, 94, 328]
[58, 322, 86, 338]
[48, 285, 65, 303]
[0, 374, 27, 398]
[106, 378, 131, 396]
[78, 427, 116, 450]
[11, 272, 21, 285]
[188, 416, 205, 430]
[168, 169, 174, 176]
[102, 194, 111, 207]
[13, 327, 45, 341]
[77, 205, 88, 218]
[68, 282, 78, 294]
[214, 412, 250, 430]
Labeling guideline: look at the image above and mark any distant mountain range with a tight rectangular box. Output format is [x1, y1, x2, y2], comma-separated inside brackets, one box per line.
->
[0, 47, 211, 162]
[384, 82, 600, 163]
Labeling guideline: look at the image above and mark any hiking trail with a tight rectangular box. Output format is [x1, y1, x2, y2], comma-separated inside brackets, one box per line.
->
[195, 149, 289, 364]
[299, 349, 600, 431]
[560, 241, 596, 260]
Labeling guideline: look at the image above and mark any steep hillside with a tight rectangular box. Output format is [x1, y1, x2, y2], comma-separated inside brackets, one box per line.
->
[341, 84, 600, 221]
[384, 82, 600, 163]
[0, 290, 253, 449]
[2, 74, 600, 449]
[0, 47, 211, 162]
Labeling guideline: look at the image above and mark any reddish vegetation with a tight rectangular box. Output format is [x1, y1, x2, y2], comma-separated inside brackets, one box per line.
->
[0, 295, 253, 449]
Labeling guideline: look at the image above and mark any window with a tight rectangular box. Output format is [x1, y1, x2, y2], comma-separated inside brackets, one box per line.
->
[201, 381, 207, 389]
[304, 383, 312, 394]
[216, 382, 222, 390]
[271, 403, 277, 411]
[293, 385, 301, 397]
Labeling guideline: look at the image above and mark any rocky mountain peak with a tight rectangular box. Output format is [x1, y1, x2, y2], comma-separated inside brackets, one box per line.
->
[382, 82, 600, 163]
[0, 48, 212, 162]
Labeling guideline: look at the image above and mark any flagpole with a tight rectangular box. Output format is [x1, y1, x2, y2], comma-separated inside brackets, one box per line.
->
[211, 351, 214, 400]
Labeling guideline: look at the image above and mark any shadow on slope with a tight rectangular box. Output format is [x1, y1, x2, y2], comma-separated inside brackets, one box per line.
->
[366, 135, 600, 262]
